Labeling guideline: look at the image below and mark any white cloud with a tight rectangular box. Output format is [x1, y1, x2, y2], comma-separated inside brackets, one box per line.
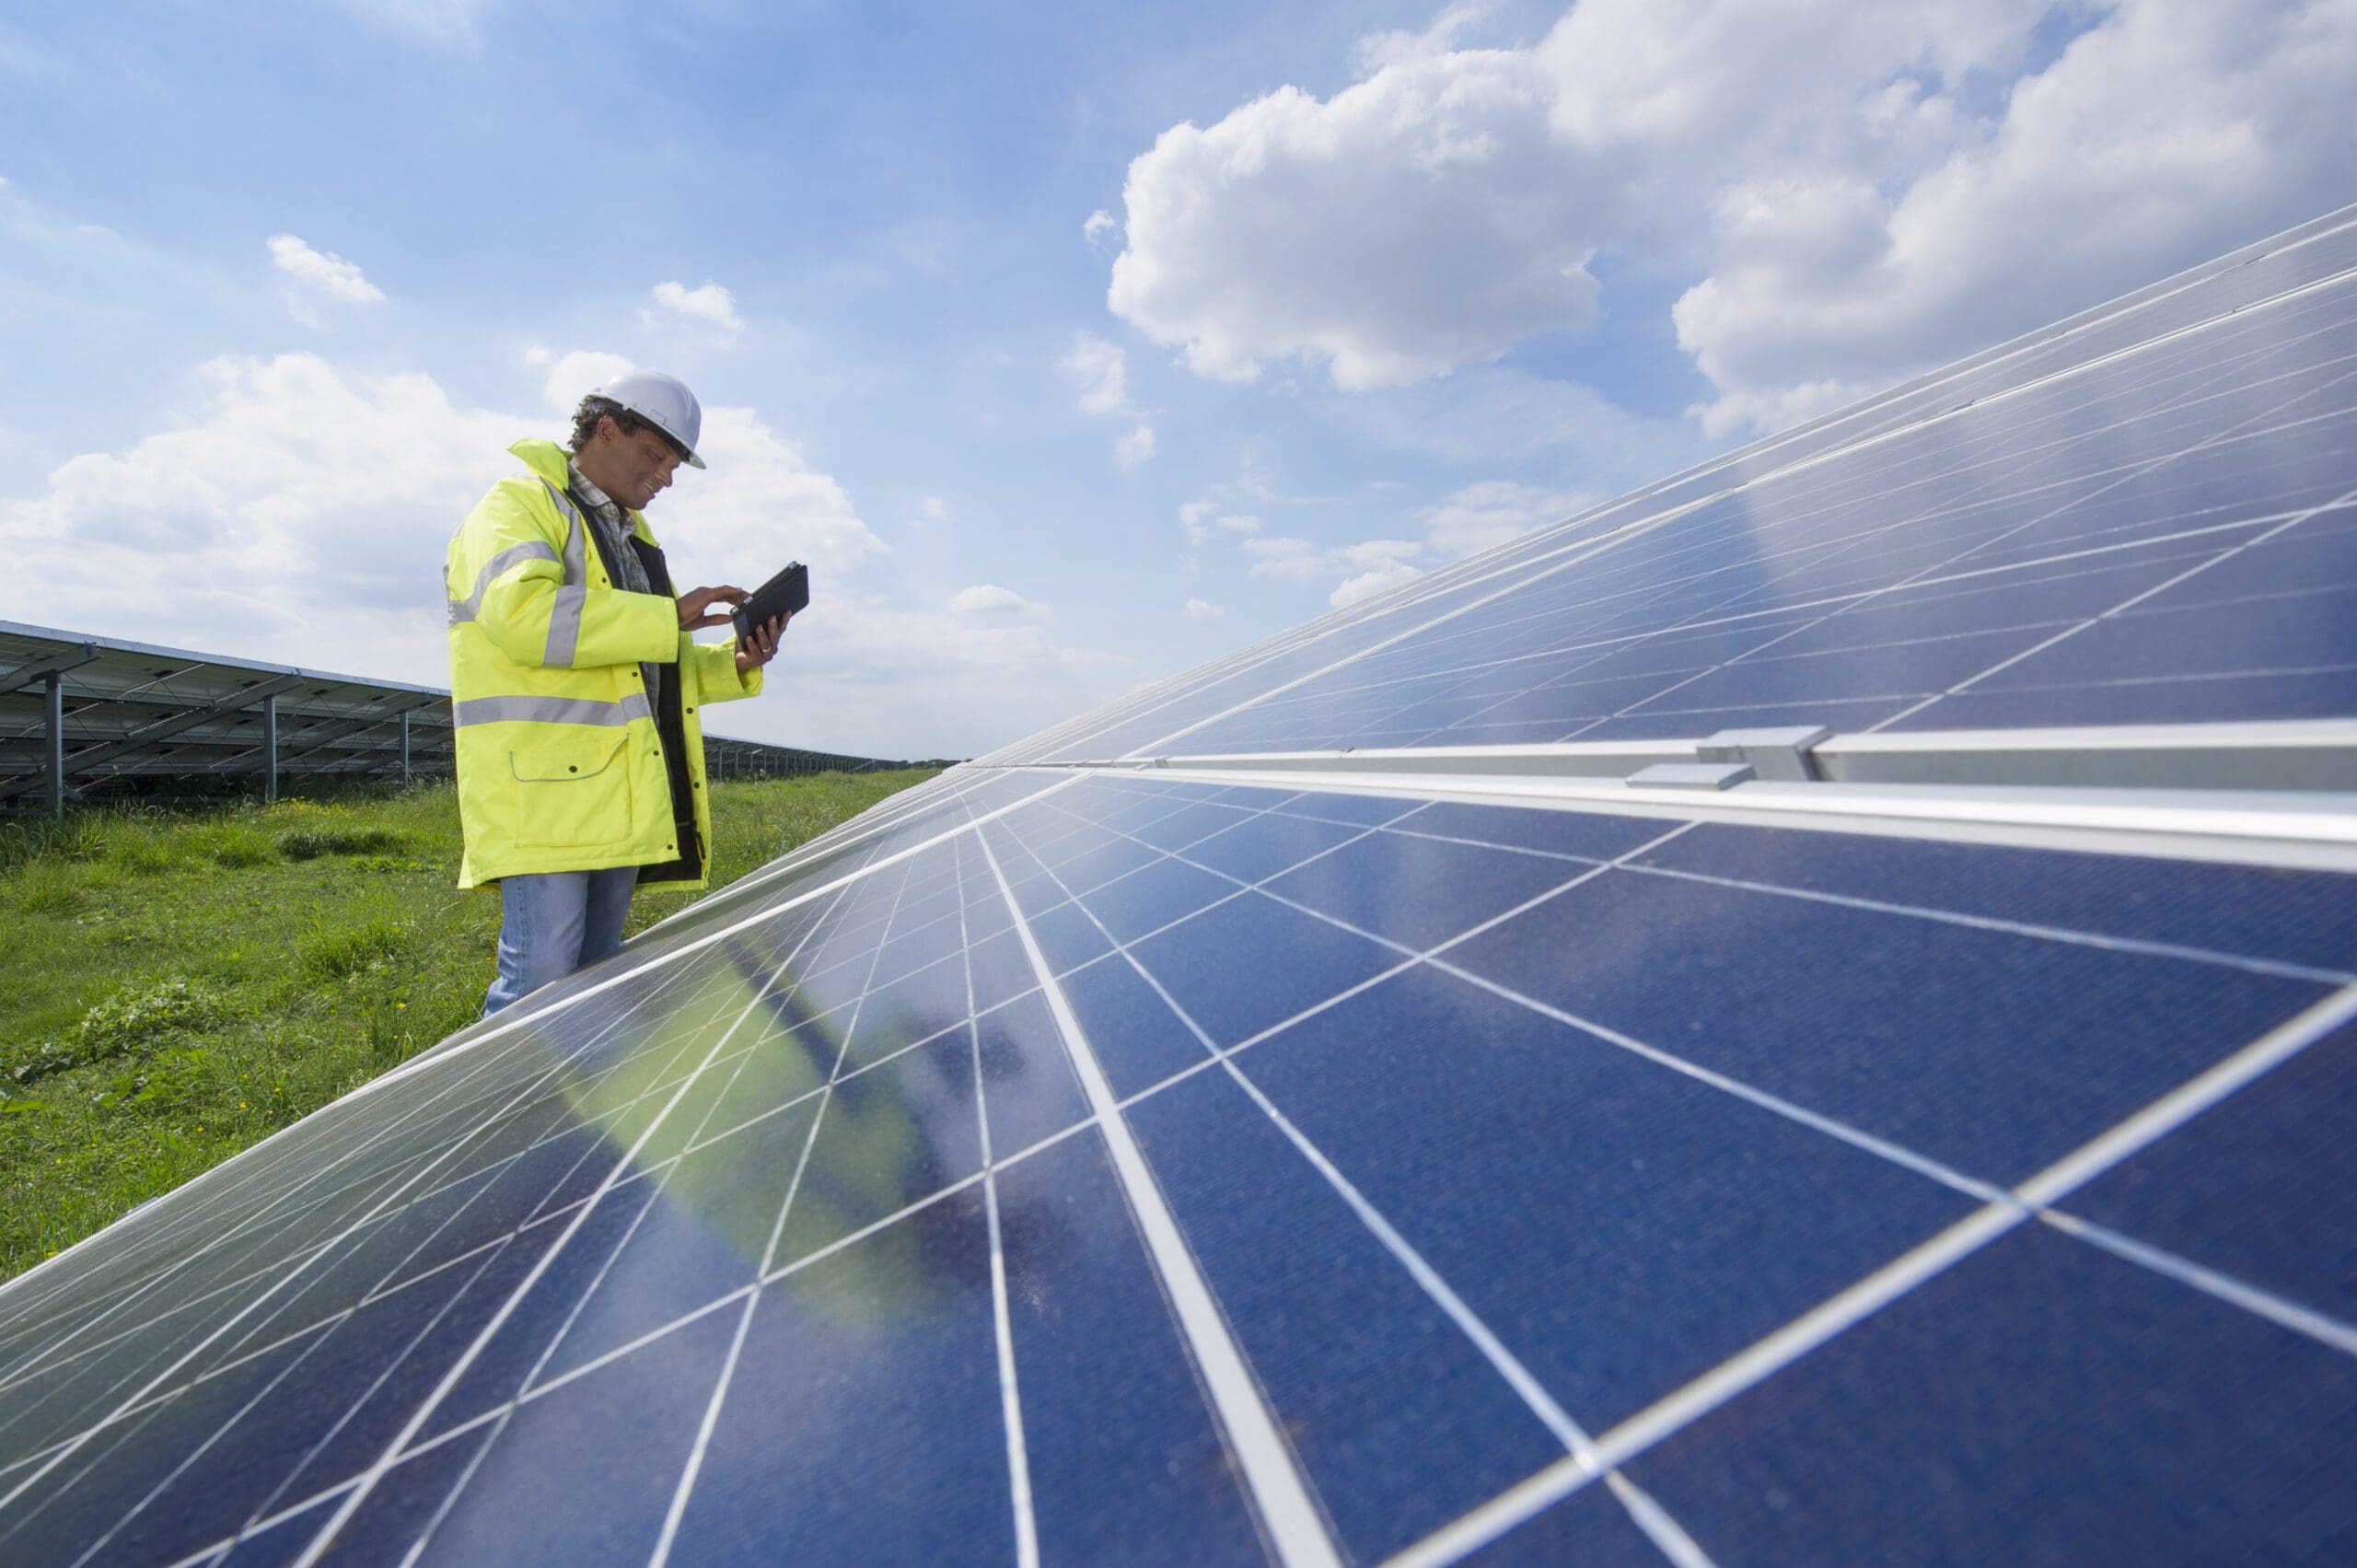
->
[1419, 479, 1585, 559]
[1242, 535, 1326, 580]
[1107, 0, 2354, 431]
[915, 495, 951, 526]
[539, 350, 635, 415]
[774, 598, 1127, 758]
[658, 403, 886, 581]
[267, 233, 384, 307]
[1331, 558, 1423, 609]
[1063, 331, 1130, 414]
[645, 279, 745, 336]
[0, 354, 512, 673]
[1200, 479, 1583, 611]
[1083, 209, 1118, 250]
[1109, 52, 1598, 389]
[949, 583, 1042, 617]
[1113, 423, 1157, 466]
[1180, 498, 1218, 544]
[1184, 598, 1225, 621]
[0, 354, 1136, 759]
[1353, 1, 1496, 72]
[1675, 0, 2357, 433]
[328, 0, 492, 44]
[1064, 331, 1157, 464]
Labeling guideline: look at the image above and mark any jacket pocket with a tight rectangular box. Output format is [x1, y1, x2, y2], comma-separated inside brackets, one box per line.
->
[509, 738, 633, 850]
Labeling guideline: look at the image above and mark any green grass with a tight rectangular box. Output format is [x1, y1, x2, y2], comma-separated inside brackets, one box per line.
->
[0, 768, 935, 1284]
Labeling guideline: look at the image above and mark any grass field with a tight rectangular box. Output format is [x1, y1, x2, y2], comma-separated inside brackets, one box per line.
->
[0, 769, 935, 1285]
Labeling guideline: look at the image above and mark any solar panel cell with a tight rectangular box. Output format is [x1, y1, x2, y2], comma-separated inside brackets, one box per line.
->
[2065, 1018, 2357, 1326]
[415, 1301, 742, 1565]
[1233, 966, 1979, 1431]
[1625, 1225, 2357, 1565]
[993, 1132, 1269, 1566]
[1443, 860, 2333, 1183]
[1126, 1064, 1563, 1562]
[663, 1189, 1018, 1565]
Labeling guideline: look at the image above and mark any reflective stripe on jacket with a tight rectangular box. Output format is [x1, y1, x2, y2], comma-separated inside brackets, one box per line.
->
[444, 437, 760, 890]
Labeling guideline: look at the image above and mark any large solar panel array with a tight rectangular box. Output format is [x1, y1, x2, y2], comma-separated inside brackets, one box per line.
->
[3, 206, 2354, 1566]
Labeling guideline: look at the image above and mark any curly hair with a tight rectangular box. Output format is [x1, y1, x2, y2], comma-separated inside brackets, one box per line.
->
[569, 395, 689, 460]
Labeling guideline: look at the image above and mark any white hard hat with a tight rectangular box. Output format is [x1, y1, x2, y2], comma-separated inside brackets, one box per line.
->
[589, 370, 706, 470]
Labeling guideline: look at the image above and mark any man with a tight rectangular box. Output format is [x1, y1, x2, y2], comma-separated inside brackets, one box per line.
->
[444, 370, 789, 1014]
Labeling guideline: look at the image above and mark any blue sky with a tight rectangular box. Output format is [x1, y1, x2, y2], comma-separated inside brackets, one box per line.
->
[2, 1, 2350, 757]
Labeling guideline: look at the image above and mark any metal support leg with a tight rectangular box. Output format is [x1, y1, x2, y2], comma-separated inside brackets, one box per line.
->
[401, 711, 412, 785]
[262, 694, 279, 805]
[44, 672, 64, 820]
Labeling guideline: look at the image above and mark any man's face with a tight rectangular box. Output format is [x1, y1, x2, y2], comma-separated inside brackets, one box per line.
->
[586, 417, 684, 511]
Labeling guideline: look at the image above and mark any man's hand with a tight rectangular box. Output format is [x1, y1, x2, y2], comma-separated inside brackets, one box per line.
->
[678, 585, 748, 631]
[737, 610, 790, 675]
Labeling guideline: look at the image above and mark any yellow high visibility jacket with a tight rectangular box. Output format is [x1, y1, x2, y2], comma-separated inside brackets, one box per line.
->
[444, 438, 761, 891]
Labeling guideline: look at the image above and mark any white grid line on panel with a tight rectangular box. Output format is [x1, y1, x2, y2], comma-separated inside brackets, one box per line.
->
[2033, 1210, 2357, 1357]
[1016, 791, 2017, 1211]
[756, 855, 923, 1279]
[1005, 778, 2357, 1365]
[153, 1107, 1125, 1568]
[0, 963, 709, 1543]
[60, 1307, 340, 1568]
[958, 830, 1044, 1568]
[1262, 382, 2330, 732]
[531, 878, 882, 1421]
[644, 1290, 758, 1568]
[1607, 215, 2357, 535]
[1537, 377, 2357, 747]
[989, 806, 1716, 1568]
[1383, 981, 2357, 1566]
[1587, 858, 2357, 989]
[520, 882, 873, 1407]
[0, 1096, 472, 1393]
[1199, 327, 2357, 753]
[394, 1406, 509, 1568]
[630, 842, 967, 1566]
[279, 933, 806, 1566]
[1874, 481, 2357, 732]
[0, 958, 700, 1380]
[634, 769, 1068, 947]
[978, 831, 1346, 1568]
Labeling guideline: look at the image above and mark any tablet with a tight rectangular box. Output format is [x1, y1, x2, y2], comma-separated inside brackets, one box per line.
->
[731, 562, 809, 641]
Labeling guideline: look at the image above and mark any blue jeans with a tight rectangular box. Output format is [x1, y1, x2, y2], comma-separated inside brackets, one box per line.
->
[482, 866, 640, 1016]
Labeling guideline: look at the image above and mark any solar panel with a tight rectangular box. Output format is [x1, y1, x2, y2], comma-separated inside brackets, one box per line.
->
[0, 622, 913, 808]
[994, 209, 2357, 764]
[5, 209, 2357, 1566]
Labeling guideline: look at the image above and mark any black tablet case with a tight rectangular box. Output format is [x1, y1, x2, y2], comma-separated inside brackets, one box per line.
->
[731, 562, 809, 640]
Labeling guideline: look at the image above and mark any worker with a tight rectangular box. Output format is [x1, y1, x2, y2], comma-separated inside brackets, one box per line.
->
[443, 371, 790, 1015]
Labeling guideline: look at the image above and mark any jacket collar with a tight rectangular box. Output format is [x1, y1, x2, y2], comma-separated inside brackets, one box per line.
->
[507, 437, 661, 545]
